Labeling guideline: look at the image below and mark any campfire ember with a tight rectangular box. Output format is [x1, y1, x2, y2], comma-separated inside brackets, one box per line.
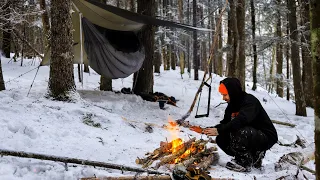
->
[136, 117, 219, 172]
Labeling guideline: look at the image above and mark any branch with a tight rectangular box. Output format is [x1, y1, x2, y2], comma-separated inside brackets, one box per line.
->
[272, 119, 296, 127]
[0, 149, 169, 175]
[12, 29, 44, 59]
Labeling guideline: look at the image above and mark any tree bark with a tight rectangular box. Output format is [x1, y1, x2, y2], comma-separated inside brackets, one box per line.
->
[100, 76, 112, 91]
[301, 0, 314, 107]
[39, 0, 51, 51]
[310, 0, 320, 179]
[287, 0, 306, 116]
[3, 1, 12, 58]
[226, 10, 233, 76]
[276, 0, 283, 97]
[251, 0, 258, 91]
[48, 0, 76, 100]
[0, 55, 5, 91]
[236, 0, 246, 90]
[193, 0, 199, 80]
[132, 0, 155, 94]
[228, 0, 238, 77]
[286, 9, 290, 101]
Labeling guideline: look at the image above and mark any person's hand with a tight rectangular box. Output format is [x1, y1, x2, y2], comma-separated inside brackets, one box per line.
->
[203, 128, 219, 136]
[189, 126, 203, 134]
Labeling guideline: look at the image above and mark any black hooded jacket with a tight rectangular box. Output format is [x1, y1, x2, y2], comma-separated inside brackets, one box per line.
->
[215, 78, 278, 149]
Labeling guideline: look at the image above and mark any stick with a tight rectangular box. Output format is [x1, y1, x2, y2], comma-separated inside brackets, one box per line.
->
[80, 175, 172, 180]
[272, 120, 296, 127]
[176, 0, 228, 124]
[0, 149, 169, 175]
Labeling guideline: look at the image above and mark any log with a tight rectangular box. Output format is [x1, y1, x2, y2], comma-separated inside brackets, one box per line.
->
[80, 175, 172, 180]
[154, 138, 196, 169]
[181, 147, 217, 167]
[271, 120, 296, 127]
[0, 149, 169, 175]
[81, 175, 234, 180]
[196, 152, 220, 170]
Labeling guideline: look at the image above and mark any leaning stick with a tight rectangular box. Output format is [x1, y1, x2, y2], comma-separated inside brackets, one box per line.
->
[176, 0, 229, 124]
[271, 120, 296, 128]
[0, 149, 169, 175]
[12, 29, 44, 59]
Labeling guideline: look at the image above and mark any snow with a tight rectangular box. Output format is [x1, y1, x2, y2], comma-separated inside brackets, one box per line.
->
[0, 56, 315, 180]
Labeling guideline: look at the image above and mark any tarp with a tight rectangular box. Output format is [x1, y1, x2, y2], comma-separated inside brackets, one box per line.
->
[41, 0, 213, 79]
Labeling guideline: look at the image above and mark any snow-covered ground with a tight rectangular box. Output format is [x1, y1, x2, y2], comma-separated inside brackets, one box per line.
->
[0, 56, 315, 180]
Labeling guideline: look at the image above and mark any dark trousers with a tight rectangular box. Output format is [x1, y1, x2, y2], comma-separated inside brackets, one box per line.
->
[216, 126, 269, 166]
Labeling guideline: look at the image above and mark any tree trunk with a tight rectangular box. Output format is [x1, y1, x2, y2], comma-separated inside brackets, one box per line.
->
[286, 9, 290, 101]
[237, 0, 246, 90]
[0, 56, 5, 91]
[154, 51, 161, 73]
[228, 0, 238, 77]
[287, 0, 306, 116]
[171, 44, 176, 70]
[187, 0, 191, 76]
[40, 0, 51, 51]
[3, 1, 12, 58]
[301, 0, 314, 107]
[193, 0, 199, 80]
[269, 46, 276, 93]
[226, 10, 233, 76]
[100, 76, 112, 91]
[48, 0, 76, 100]
[132, 0, 155, 94]
[130, 0, 135, 12]
[276, 0, 283, 97]
[218, 7, 223, 76]
[251, 0, 258, 91]
[310, 0, 320, 179]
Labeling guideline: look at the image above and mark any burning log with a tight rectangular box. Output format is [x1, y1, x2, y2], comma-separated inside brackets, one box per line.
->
[136, 139, 181, 168]
[181, 147, 217, 167]
[154, 137, 196, 169]
[196, 152, 219, 170]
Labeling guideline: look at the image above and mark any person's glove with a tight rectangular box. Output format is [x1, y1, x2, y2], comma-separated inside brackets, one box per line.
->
[189, 126, 203, 134]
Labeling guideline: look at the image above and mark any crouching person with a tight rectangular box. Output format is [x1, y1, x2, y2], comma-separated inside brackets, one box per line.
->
[193, 77, 278, 172]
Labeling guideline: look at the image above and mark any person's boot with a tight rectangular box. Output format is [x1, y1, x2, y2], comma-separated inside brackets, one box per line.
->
[252, 151, 266, 168]
[226, 152, 253, 172]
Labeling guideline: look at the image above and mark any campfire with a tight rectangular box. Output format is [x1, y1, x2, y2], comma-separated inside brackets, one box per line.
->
[136, 117, 219, 175]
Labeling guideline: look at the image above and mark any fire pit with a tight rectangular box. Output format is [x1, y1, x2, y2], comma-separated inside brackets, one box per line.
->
[136, 117, 219, 179]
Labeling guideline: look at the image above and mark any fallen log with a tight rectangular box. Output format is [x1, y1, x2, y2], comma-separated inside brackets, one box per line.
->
[81, 175, 234, 180]
[80, 175, 172, 180]
[271, 120, 296, 128]
[196, 152, 219, 170]
[0, 149, 169, 175]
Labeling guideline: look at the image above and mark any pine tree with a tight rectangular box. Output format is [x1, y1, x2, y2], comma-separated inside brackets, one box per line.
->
[48, 0, 76, 100]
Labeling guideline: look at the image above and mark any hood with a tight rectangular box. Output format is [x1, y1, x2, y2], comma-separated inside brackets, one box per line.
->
[220, 77, 244, 104]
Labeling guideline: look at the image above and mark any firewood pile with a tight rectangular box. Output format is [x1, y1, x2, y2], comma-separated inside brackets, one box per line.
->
[135, 137, 219, 171]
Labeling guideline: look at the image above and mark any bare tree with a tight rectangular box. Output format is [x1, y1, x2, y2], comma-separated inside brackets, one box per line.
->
[132, 0, 156, 94]
[310, 0, 320, 178]
[237, 0, 246, 90]
[251, 0, 258, 91]
[0, 54, 5, 91]
[193, 0, 199, 80]
[276, 0, 283, 97]
[48, 0, 76, 100]
[287, 0, 306, 116]
[300, 0, 314, 107]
